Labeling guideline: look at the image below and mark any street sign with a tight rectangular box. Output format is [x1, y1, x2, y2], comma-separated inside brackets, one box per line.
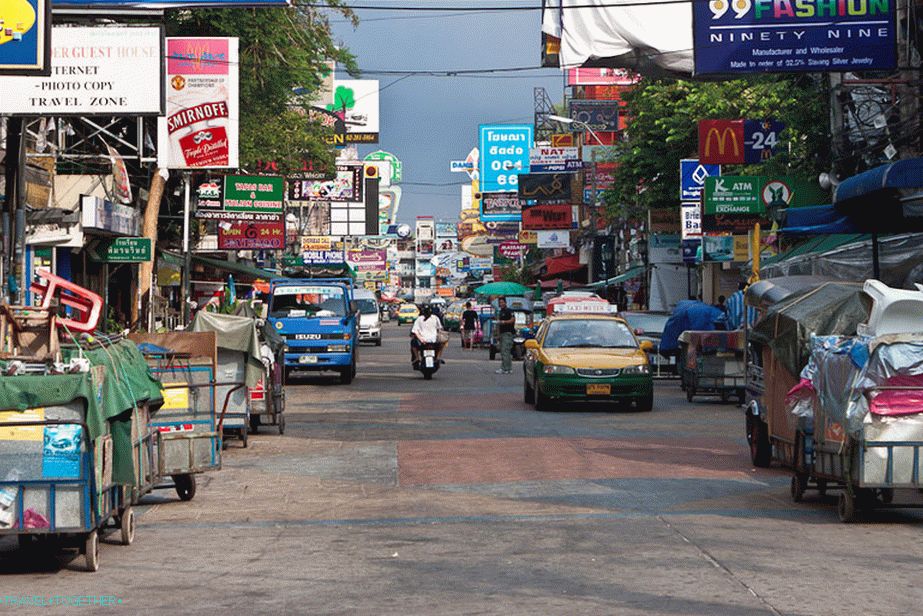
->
[703, 176, 764, 216]
[680, 159, 720, 201]
[88, 237, 152, 263]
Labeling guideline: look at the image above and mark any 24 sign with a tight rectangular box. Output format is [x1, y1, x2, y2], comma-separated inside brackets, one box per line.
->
[699, 119, 784, 165]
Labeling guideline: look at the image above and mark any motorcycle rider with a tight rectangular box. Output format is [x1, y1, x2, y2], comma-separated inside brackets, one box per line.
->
[411, 304, 445, 367]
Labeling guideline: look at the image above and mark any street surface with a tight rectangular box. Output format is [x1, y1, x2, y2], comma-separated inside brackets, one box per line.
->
[1, 323, 922, 615]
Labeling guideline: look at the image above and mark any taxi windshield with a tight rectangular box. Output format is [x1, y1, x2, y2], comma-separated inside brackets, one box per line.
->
[270, 286, 346, 318]
[543, 319, 637, 349]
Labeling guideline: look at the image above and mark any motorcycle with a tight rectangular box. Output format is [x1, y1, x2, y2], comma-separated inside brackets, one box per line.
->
[414, 342, 442, 380]
[512, 326, 535, 361]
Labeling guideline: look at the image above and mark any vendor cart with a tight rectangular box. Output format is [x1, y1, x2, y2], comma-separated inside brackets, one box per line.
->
[789, 333, 923, 522]
[679, 330, 745, 403]
[249, 320, 286, 435]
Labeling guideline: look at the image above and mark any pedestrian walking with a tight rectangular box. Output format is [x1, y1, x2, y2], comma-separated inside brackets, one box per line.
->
[461, 301, 478, 349]
[495, 297, 515, 374]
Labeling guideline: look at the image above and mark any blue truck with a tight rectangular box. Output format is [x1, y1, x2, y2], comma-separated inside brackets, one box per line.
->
[268, 277, 359, 384]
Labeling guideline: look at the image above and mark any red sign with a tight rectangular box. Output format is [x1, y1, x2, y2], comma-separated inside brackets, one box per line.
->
[566, 68, 640, 86]
[217, 218, 285, 250]
[178, 126, 230, 167]
[522, 204, 573, 230]
[498, 241, 529, 259]
[698, 120, 745, 164]
[584, 131, 618, 146]
[585, 85, 627, 100]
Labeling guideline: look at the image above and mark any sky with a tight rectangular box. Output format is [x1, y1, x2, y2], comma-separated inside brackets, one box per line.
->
[328, 2, 564, 225]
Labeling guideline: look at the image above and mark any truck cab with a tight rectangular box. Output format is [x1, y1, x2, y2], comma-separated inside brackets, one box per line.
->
[269, 278, 358, 384]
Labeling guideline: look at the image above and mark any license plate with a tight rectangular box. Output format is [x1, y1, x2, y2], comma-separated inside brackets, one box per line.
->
[299, 355, 318, 364]
[424, 357, 435, 368]
[586, 383, 611, 395]
[423, 350, 435, 357]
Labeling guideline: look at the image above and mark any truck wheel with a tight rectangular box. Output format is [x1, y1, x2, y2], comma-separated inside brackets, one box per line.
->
[790, 473, 808, 502]
[339, 366, 354, 385]
[838, 491, 856, 523]
[84, 530, 100, 572]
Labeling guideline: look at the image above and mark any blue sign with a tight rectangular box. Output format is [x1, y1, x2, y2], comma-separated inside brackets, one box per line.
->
[743, 120, 785, 164]
[479, 124, 533, 193]
[530, 160, 585, 173]
[680, 159, 720, 201]
[693, 0, 896, 75]
[682, 239, 702, 265]
[0, 0, 49, 75]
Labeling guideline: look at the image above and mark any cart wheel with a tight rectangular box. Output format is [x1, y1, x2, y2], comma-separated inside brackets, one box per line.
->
[241, 427, 249, 448]
[173, 474, 197, 501]
[17, 534, 34, 550]
[120, 507, 135, 546]
[746, 413, 772, 468]
[838, 491, 856, 523]
[278, 413, 286, 435]
[790, 473, 808, 503]
[84, 530, 100, 572]
[686, 386, 696, 403]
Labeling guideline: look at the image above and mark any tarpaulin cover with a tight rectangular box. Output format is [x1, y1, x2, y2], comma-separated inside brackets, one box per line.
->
[749, 283, 867, 376]
[677, 330, 743, 370]
[542, 0, 694, 74]
[798, 334, 923, 435]
[833, 158, 923, 233]
[660, 301, 725, 353]
[782, 204, 859, 235]
[0, 339, 163, 485]
[744, 276, 834, 311]
[191, 312, 263, 387]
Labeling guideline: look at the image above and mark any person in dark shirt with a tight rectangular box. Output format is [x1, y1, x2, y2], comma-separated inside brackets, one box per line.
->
[461, 302, 479, 350]
[495, 297, 516, 374]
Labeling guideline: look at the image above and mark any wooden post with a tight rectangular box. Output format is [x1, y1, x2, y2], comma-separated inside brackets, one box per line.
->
[137, 168, 166, 330]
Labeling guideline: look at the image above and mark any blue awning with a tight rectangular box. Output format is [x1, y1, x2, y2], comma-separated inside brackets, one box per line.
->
[832, 158, 923, 233]
[781, 204, 860, 235]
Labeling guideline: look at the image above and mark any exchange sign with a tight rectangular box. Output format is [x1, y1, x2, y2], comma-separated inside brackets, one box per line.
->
[693, 0, 896, 75]
[479, 124, 533, 192]
[703, 176, 763, 216]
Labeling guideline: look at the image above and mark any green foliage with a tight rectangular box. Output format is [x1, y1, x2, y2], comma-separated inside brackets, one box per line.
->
[166, 0, 358, 171]
[603, 76, 831, 221]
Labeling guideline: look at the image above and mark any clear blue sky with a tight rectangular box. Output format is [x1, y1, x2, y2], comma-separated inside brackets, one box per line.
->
[328, 2, 564, 224]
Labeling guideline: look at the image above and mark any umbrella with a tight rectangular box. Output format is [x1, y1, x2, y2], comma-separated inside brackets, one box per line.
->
[473, 281, 531, 296]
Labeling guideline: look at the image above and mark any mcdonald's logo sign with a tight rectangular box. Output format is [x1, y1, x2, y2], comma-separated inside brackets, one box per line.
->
[698, 120, 745, 164]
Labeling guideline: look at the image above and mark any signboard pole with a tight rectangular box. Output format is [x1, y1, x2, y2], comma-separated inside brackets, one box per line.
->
[182, 175, 192, 325]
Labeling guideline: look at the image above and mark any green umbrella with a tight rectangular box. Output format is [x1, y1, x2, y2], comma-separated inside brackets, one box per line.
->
[473, 281, 531, 296]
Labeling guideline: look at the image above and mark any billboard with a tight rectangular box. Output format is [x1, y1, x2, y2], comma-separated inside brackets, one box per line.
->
[54, 0, 288, 6]
[693, 0, 896, 75]
[521, 204, 573, 230]
[480, 192, 521, 222]
[223, 175, 284, 213]
[479, 124, 533, 192]
[568, 100, 620, 132]
[680, 159, 720, 201]
[699, 120, 786, 164]
[327, 79, 379, 144]
[0, 27, 161, 113]
[217, 219, 285, 250]
[565, 67, 639, 86]
[537, 230, 570, 249]
[159, 37, 239, 169]
[288, 165, 363, 202]
[518, 173, 572, 204]
[0, 0, 49, 75]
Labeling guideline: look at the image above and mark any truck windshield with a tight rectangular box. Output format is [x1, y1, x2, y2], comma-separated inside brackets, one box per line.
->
[270, 285, 347, 318]
[356, 299, 378, 314]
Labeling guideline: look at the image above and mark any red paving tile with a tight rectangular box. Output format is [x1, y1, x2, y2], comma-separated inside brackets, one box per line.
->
[398, 436, 772, 486]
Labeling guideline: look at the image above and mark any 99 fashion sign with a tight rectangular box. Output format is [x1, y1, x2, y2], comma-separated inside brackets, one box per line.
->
[693, 0, 896, 75]
[159, 37, 239, 169]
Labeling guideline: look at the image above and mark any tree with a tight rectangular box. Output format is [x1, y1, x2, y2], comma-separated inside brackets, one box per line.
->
[166, 1, 358, 171]
[603, 76, 831, 221]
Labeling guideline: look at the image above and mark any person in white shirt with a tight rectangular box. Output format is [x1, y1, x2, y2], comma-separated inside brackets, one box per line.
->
[411, 304, 445, 365]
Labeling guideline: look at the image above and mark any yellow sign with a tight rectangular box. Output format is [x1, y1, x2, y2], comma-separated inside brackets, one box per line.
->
[703, 127, 741, 160]
[733, 235, 750, 262]
[161, 386, 190, 411]
[0, 408, 44, 441]
[518, 230, 538, 245]
[301, 236, 332, 251]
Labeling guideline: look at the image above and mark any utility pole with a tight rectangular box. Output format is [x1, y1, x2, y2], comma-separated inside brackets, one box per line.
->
[181, 174, 192, 325]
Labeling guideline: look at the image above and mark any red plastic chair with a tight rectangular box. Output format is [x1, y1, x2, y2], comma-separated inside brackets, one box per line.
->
[29, 270, 103, 333]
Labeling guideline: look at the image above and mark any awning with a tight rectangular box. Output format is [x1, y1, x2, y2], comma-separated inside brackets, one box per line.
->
[543, 253, 584, 278]
[761, 234, 867, 267]
[782, 205, 859, 236]
[588, 265, 646, 289]
[160, 251, 276, 280]
[833, 158, 923, 233]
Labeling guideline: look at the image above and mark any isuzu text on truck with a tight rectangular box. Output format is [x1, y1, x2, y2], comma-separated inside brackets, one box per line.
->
[269, 278, 358, 384]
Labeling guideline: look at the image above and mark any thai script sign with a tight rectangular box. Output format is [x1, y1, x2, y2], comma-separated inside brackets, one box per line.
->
[218, 219, 285, 250]
[479, 124, 533, 192]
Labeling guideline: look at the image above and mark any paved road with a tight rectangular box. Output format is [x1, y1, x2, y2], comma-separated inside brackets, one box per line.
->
[2, 323, 922, 614]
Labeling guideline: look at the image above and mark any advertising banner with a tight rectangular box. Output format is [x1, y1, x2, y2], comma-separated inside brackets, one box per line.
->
[682, 238, 701, 264]
[518, 229, 537, 245]
[498, 242, 528, 259]
[302, 249, 344, 265]
[223, 175, 283, 213]
[347, 249, 387, 280]
[436, 238, 456, 252]
[435, 222, 457, 238]
[327, 79, 379, 144]
[680, 159, 721, 201]
[159, 37, 239, 169]
[521, 204, 573, 230]
[518, 173, 572, 204]
[218, 218, 285, 250]
[479, 124, 533, 192]
[537, 229, 570, 249]
[531, 160, 584, 174]
[365, 150, 402, 183]
[0, 26, 161, 114]
[681, 203, 702, 239]
[288, 165, 363, 202]
[480, 192, 521, 222]
[550, 133, 575, 147]
[699, 120, 786, 164]
[702, 235, 734, 262]
[566, 67, 639, 86]
[568, 100, 620, 132]
[529, 147, 579, 166]
[484, 221, 520, 244]
[703, 176, 763, 216]
[0, 0, 48, 75]
[301, 236, 331, 251]
[55, 0, 288, 6]
[693, 0, 896, 75]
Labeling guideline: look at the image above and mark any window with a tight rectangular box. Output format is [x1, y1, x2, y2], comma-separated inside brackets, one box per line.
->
[543, 319, 637, 349]
[270, 286, 346, 318]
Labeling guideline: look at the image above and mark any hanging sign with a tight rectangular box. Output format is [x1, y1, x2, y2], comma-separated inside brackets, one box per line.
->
[223, 175, 284, 213]
[498, 242, 528, 259]
[480, 192, 521, 222]
[288, 164, 363, 202]
[517, 173, 572, 204]
[217, 219, 285, 250]
[568, 100, 620, 132]
[479, 124, 533, 192]
[681, 203, 702, 239]
[680, 159, 721, 201]
[521, 204, 573, 230]
[159, 37, 239, 169]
